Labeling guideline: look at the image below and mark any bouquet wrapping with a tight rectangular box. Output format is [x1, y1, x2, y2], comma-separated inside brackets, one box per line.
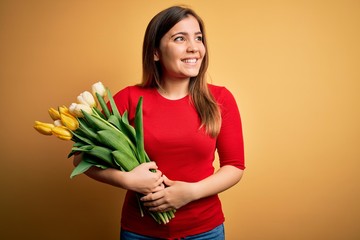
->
[34, 82, 175, 224]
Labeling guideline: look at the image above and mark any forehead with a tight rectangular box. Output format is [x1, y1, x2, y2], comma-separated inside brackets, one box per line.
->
[165, 15, 201, 36]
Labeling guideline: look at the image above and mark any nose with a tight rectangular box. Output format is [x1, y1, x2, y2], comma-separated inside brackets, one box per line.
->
[187, 40, 199, 53]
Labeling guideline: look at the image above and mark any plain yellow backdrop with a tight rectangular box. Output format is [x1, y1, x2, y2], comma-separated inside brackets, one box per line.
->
[1, 0, 359, 239]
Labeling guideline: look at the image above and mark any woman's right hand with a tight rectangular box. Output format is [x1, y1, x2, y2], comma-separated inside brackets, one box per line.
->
[123, 162, 164, 195]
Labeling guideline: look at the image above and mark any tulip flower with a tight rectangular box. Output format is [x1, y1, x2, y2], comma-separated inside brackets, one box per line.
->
[68, 103, 78, 116]
[48, 107, 61, 121]
[33, 82, 175, 224]
[60, 111, 79, 131]
[52, 126, 72, 140]
[69, 103, 92, 118]
[34, 121, 55, 135]
[59, 105, 71, 115]
[77, 91, 96, 108]
[54, 120, 63, 127]
[92, 81, 106, 97]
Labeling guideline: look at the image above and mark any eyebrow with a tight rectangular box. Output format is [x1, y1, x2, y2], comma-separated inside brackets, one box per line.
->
[170, 31, 202, 38]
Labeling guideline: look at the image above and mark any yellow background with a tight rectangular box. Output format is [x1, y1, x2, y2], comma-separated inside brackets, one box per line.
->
[1, 0, 359, 239]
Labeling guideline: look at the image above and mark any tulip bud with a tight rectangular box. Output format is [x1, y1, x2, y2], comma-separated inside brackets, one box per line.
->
[60, 111, 79, 131]
[92, 81, 107, 97]
[52, 126, 72, 140]
[48, 107, 61, 121]
[77, 91, 96, 107]
[34, 121, 55, 135]
[59, 105, 71, 115]
[68, 103, 77, 116]
[69, 103, 92, 118]
[54, 120, 63, 127]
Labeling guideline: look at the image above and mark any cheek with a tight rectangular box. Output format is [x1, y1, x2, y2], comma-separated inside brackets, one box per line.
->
[160, 47, 178, 62]
[200, 46, 206, 57]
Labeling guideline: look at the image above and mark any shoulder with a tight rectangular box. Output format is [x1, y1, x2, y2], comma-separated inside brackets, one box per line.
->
[113, 85, 156, 113]
[113, 85, 155, 100]
[208, 83, 240, 115]
[114, 85, 146, 97]
[207, 83, 236, 102]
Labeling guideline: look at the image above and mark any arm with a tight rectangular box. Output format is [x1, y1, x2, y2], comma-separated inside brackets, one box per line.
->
[141, 165, 243, 212]
[191, 165, 243, 200]
[73, 154, 164, 195]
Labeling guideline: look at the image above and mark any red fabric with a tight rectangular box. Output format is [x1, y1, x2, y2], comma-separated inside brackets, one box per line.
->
[113, 84, 245, 239]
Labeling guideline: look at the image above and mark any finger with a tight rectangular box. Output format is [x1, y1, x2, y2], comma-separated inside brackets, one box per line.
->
[154, 176, 164, 186]
[143, 197, 164, 207]
[141, 192, 160, 202]
[141, 192, 152, 201]
[151, 184, 165, 193]
[148, 204, 171, 212]
[146, 161, 158, 170]
[160, 207, 175, 213]
[163, 175, 174, 186]
[141, 193, 154, 202]
[153, 170, 162, 180]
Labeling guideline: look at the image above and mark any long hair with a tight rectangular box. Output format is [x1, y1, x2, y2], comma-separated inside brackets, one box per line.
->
[141, 6, 221, 137]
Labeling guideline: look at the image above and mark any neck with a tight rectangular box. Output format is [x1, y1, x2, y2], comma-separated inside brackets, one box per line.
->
[158, 78, 190, 100]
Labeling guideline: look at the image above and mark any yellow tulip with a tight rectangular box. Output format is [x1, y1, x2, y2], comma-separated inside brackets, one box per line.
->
[52, 126, 72, 140]
[59, 105, 71, 115]
[60, 111, 79, 131]
[48, 107, 61, 121]
[34, 121, 55, 135]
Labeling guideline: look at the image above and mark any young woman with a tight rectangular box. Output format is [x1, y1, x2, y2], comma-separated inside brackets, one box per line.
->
[74, 5, 245, 239]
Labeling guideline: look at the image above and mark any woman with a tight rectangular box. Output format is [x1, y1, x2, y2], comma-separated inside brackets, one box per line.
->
[75, 5, 245, 239]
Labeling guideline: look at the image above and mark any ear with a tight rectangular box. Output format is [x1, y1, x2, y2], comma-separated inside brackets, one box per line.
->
[154, 50, 160, 61]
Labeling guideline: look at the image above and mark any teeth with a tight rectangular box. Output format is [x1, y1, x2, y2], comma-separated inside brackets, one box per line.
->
[182, 59, 197, 63]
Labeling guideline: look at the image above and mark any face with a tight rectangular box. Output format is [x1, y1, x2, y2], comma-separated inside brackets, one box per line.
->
[154, 15, 206, 82]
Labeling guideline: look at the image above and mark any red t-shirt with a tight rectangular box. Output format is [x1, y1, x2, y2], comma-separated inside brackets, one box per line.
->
[113, 84, 245, 239]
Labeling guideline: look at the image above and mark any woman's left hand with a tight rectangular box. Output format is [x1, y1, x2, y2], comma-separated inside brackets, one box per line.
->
[140, 175, 195, 212]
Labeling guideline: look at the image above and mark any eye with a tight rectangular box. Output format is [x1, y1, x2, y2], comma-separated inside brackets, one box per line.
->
[195, 36, 203, 42]
[174, 36, 185, 42]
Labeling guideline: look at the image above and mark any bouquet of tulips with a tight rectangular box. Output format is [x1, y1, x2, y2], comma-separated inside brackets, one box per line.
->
[34, 82, 175, 224]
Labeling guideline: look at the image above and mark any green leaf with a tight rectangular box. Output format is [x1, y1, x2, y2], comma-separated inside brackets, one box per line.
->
[119, 120, 136, 145]
[71, 130, 95, 146]
[82, 110, 116, 132]
[73, 142, 86, 147]
[87, 146, 117, 168]
[92, 107, 106, 119]
[71, 145, 94, 152]
[70, 154, 110, 179]
[67, 142, 89, 158]
[97, 129, 135, 152]
[112, 150, 139, 171]
[67, 151, 76, 158]
[70, 159, 93, 178]
[96, 92, 111, 119]
[107, 88, 122, 122]
[78, 118, 98, 141]
[135, 97, 145, 163]
[108, 115, 121, 129]
[122, 111, 130, 125]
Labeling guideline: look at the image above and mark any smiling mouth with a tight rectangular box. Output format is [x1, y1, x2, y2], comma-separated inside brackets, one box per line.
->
[181, 58, 198, 63]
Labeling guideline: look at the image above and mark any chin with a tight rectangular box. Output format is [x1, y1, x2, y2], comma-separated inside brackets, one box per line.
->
[186, 70, 201, 77]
